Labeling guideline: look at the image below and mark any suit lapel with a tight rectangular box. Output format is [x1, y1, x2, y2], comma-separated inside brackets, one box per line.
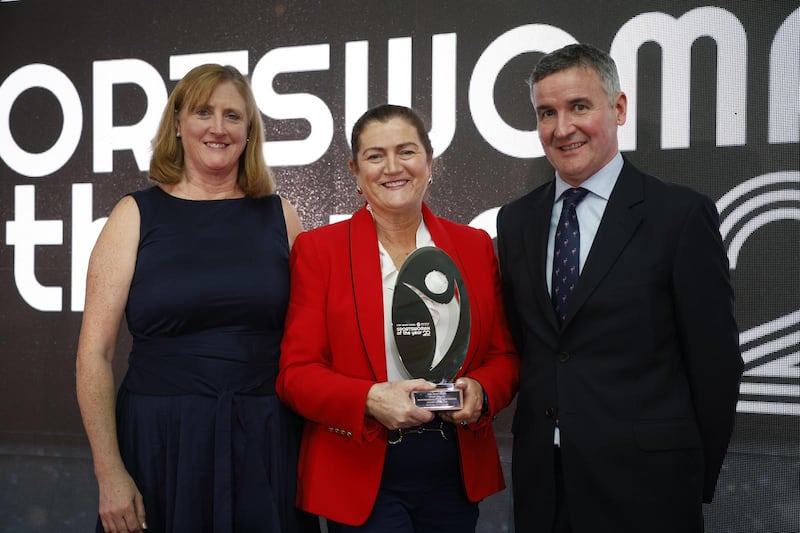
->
[523, 182, 561, 331]
[349, 206, 387, 380]
[563, 161, 644, 327]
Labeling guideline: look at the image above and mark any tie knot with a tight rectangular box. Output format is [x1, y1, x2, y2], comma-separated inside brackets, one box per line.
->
[562, 187, 589, 209]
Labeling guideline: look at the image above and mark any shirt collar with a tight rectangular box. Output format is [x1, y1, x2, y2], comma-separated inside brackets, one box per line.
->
[553, 152, 623, 203]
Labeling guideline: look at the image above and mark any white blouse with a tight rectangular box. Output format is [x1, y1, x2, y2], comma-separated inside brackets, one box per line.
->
[377, 219, 448, 382]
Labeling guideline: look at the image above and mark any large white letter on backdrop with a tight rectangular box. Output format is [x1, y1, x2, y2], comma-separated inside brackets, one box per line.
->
[469, 24, 575, 159]
[93, 59, 168, 172]
[0, 64, 82, 177]
[251, 44, 333, 167]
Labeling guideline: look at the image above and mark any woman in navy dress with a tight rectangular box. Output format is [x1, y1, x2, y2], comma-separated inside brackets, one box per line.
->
[76, 64, 318, 533]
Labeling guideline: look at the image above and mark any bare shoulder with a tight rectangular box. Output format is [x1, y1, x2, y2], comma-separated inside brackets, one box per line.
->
[90, 195, 140, 266]
[280, 196, 304, 249]
[110, 194, 139, 221]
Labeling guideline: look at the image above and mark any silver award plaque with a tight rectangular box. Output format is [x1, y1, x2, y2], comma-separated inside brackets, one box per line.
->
[392, 247, 470, 410]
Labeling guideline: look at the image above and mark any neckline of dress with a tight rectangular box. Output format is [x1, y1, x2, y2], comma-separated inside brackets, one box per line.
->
[156, 185, 247, 202]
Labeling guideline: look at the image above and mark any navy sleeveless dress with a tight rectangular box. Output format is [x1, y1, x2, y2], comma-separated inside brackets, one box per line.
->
[101, 186, 316, 533]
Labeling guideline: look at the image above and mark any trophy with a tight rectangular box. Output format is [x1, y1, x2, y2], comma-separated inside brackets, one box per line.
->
[391, 246, 470, 410]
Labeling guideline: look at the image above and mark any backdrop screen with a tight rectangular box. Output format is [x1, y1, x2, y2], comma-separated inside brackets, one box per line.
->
[1, 1, 797, 531]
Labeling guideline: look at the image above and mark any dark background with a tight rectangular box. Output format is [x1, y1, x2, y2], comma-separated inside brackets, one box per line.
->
[1, 1, 798, 531]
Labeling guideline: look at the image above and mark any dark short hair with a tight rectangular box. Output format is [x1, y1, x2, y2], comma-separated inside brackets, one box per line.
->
[528, 43, 621, 106]
[349, 104, 433, 168]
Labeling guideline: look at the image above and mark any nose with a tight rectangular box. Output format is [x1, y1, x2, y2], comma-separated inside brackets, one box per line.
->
[384, 154, 401, 174]
[209, 113, 226, 134]
[553, 114, 575, 138]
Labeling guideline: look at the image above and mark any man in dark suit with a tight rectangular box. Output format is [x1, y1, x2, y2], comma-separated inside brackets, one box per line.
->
[496, 43, 744, 533]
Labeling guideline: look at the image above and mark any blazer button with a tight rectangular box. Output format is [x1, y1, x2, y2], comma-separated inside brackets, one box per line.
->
[558, 351, 570, 362]
[346, 431, 353, 438]
[545, 407, 555, 417]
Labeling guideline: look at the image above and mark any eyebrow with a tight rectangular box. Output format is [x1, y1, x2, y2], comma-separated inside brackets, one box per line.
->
[535, 96, 592, 112]
[222, 106, 245, 115]
[362, 141, 420, 153]
[196, 102, 245, 114]
[395, 142, 420, 150]
[568, 97, 592, 106]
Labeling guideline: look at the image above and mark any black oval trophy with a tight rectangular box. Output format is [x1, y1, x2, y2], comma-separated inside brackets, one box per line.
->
[391, 247, 470, 410]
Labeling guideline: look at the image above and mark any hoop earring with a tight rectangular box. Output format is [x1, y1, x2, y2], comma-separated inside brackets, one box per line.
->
[427, 176, 433, 185]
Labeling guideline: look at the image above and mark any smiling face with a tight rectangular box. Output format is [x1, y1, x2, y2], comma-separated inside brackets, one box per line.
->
[350, 117, 433, 219]
[175, 80, 249, 182]
[533, 66, 626, 187]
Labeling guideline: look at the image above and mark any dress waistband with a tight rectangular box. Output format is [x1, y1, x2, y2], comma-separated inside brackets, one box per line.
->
[131, 330, 280, 360]
[126, 330, 279, 396]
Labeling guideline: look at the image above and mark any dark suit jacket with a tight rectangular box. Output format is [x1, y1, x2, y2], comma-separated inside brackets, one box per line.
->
[277, 204, 519, 526]
[497, 158, 743, 532]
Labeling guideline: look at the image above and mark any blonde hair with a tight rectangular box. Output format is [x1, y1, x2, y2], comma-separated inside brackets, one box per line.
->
[149, 64, 274, 197]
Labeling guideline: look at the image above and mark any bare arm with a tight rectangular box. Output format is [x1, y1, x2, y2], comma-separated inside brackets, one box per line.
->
[76, 195, 146, 532]
[281, 196, 304, 250]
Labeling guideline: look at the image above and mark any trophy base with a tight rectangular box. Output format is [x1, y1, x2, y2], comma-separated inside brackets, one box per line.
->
[411, 383, 463, 411]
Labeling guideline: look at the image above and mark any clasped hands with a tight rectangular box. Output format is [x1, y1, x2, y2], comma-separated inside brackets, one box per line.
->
[366, 377, 484, 430]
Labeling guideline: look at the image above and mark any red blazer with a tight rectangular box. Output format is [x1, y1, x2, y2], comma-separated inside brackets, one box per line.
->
[277, 204, 519, 526]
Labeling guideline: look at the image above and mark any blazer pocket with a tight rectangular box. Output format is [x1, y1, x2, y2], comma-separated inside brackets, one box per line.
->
[634, 419, 702, 451]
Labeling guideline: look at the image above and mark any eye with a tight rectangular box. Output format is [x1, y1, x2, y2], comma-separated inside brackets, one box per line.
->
[364, 153, 384, 162]
[195, 107, 210, 117]
[226, 112, 241, 121]
[574, 103, 588, 112]
[539, 109, 554, 120]
[399, 149, 417, 158]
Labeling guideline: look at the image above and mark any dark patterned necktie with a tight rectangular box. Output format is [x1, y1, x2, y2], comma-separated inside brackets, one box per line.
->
[552, 187, 589, 323]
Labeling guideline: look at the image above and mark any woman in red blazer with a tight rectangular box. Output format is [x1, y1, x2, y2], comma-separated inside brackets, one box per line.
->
[276, 104, 519, 532]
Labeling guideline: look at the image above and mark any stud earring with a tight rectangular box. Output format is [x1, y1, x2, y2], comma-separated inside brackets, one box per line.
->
[356, 185, 363, 195]
[427, 176, 433, 185]
[176, 131, 181, 138]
